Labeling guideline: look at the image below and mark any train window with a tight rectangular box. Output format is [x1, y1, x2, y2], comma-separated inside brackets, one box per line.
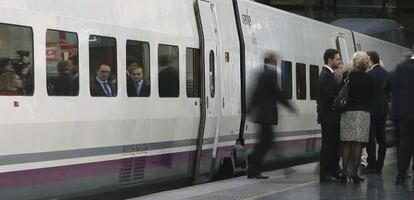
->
[46, 30, 79, 96]
[126, 40, 150, 97]
[309, 65, 319, 100]
[209, 50, 215, 98]
[280, 60, 292, 100]
[158, 44, 179, 98]
[186, 48, 201, 98]
[89, 35, 117, 97]
[0, 23, 33, 96]
[296, 63, 307, 100]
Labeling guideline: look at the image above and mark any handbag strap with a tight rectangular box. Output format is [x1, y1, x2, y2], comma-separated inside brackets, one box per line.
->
[344, 71, 351, 84]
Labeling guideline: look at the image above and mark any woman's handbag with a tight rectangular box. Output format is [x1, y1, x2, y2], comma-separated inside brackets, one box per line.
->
[332, 72, 350, 111]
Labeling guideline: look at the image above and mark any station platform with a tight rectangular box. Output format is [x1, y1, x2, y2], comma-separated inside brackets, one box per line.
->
[128, 148, 414, 200]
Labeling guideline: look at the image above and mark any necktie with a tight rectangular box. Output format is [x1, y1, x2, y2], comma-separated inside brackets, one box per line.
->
[136, 82, 141, 96]
[102, 81, 111, 96]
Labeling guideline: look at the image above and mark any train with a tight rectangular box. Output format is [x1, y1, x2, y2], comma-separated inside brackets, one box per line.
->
[0, 0, 409, 199]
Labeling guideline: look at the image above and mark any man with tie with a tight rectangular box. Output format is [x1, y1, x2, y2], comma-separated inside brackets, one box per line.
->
[317, 49, 342, 182]
[127, 64, 149, 97]
[90, 64, 115, 97]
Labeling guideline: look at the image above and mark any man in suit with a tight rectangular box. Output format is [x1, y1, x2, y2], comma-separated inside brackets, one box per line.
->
[90, 64, 115, 97]
[317, 49, 342, 182]
[126, 58, 138, 96]
[247, 53, 295, 179]
[364, 51, 389, 174]
[68, 55, 79, 96]
[392, 46, 414, 185]
[127, 65, 149, 97]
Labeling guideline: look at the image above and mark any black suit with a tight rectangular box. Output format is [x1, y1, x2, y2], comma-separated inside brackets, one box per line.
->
[54, 73, 79, 96]
[391, 58, 414, 178]
[127, 79, 150, 97]
[247, 66, 294, 177]
[316, 66, 341, 178]
[90, 79, 114, 97]
[367, 64, 389, 171]
[126, 74, 134, 96]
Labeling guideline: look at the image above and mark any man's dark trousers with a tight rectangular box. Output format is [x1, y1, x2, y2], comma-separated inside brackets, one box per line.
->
[320, 121, 341, 177]
[397, 120, 414, 177]
[248, 124, 273, 176]
[367, 116, 387, 171]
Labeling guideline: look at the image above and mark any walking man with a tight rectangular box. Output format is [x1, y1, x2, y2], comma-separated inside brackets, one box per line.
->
[247, 53, 296, 179]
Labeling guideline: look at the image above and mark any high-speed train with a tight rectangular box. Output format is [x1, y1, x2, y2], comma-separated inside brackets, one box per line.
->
[0, 0, 409, 199]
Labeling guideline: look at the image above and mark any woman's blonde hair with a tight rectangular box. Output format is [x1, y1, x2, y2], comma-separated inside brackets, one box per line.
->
[351, 51, 370, 71]
[0, 72, 16, 91]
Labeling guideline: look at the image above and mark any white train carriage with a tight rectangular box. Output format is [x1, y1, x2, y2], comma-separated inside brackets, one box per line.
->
[0, 0, 409, 199]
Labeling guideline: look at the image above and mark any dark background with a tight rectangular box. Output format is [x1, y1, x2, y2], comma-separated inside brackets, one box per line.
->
[255, 0, 414, 48]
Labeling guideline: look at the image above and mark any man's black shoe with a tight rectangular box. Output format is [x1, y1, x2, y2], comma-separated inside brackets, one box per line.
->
[395, 175, 407, 185]
[319, 176, 336, 182]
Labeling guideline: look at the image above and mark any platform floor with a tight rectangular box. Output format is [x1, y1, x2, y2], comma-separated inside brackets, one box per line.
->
[129, 148, 414, 200]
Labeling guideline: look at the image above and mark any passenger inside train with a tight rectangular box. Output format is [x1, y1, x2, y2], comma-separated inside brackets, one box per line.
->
[0, 71, 24, 95]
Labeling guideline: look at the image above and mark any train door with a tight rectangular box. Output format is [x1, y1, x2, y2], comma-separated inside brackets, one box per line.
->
[194, 0, 222, 181]
[335, 35, 350, 64]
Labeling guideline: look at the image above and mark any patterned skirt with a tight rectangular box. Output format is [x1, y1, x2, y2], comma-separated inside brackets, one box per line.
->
[340, 111, 370, 143]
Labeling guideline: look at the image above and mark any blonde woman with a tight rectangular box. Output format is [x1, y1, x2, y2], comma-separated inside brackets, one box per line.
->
[0, 72, 23, 95]
[339, 51, 375, 183]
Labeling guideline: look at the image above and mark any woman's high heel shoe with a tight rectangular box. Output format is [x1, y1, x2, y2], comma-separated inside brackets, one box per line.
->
[351, 175, 360, 184]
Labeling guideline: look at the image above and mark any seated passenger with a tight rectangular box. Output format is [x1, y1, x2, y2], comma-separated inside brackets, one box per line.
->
[0, 72, 24, 95]
[0, 57, 14, 75]
[90, 64, 115, 97]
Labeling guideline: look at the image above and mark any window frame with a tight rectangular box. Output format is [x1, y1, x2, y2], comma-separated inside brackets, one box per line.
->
[158, 44, 180, 98]
[46, 29, 79, 97]
[126, 39, 151, 98]
[296, 62, 307, 100]
[280, 60, 293, 100]
[309, 65, 319, 100]
[89, 34, 118, 97]
[0, 22, 34, 96]
[209, 50, 215, 98]
[185, 47, 201, 98]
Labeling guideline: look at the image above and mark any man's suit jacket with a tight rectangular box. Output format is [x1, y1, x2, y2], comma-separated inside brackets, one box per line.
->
[368, 64, 389, 118]
[248, 66, 293, 125]
[391, 58, 414, 120]
[53, 73, 72, 96]
[127, 80, 150, 97]
[317, 66, 340, 124]
[90, 79, 112, 97]
[138, 84, 150, 97]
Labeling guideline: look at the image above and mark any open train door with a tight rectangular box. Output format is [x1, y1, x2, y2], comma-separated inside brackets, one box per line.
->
[193, 0, 222, 182]
[334, 32, 352, 64]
